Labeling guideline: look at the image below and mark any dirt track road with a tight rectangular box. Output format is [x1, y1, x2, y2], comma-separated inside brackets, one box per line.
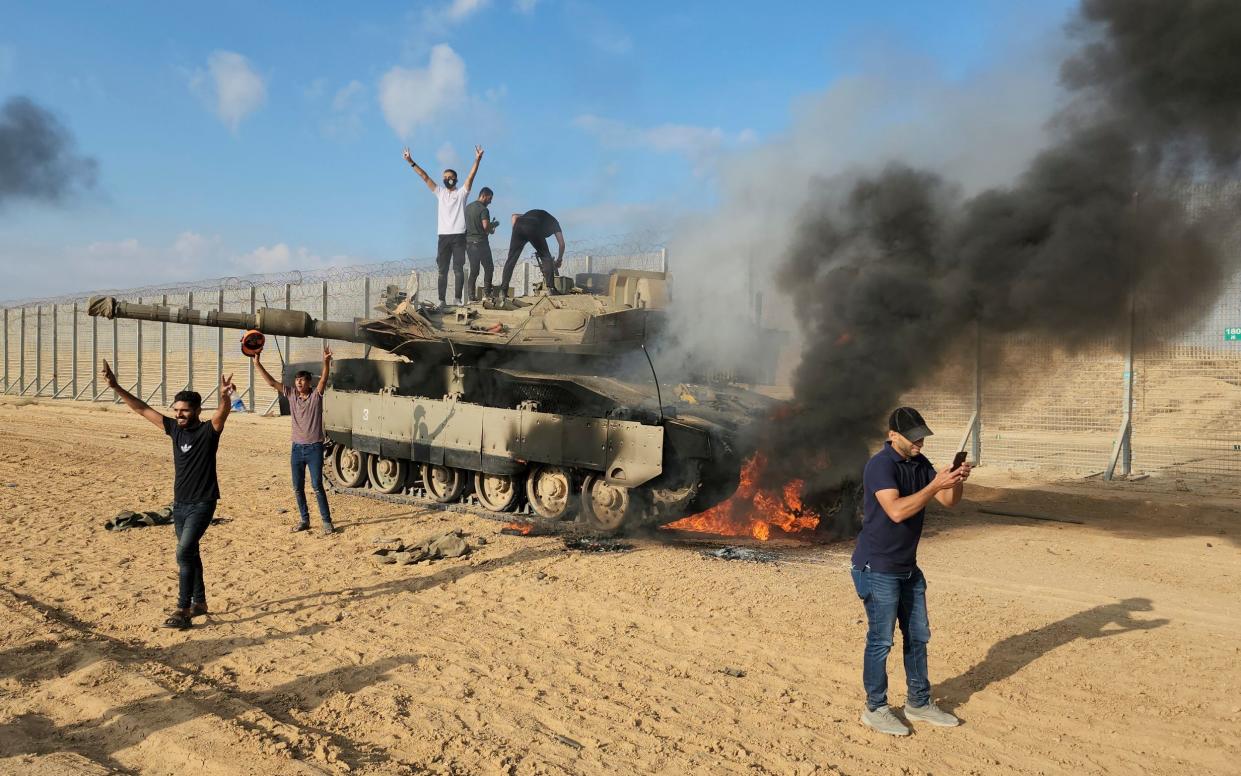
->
[1, 397, 1239, 775]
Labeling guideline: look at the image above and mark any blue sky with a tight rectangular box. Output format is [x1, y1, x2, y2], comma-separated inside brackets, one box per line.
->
[0, 0, 1076, 301]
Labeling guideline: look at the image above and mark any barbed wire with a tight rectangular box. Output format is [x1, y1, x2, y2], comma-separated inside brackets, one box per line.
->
[1, 234, 669, 308]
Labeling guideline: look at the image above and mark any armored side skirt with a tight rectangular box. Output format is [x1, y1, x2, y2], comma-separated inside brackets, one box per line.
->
[323, 389, 663, 488]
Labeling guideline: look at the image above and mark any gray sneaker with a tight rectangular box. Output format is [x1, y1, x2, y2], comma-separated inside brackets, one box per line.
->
[861, 705, 911, 736]
[904, 701, 960, 727]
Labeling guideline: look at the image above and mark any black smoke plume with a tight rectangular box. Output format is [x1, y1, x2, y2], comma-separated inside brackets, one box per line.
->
[0, 96, 97, 207]
[768, 0, 1241, 525]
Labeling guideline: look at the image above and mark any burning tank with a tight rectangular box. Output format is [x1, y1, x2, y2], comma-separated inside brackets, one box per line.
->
[87, 270, 775, 533]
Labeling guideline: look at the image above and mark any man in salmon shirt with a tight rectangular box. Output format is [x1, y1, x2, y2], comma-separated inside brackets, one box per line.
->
[254, 346, 335, 536]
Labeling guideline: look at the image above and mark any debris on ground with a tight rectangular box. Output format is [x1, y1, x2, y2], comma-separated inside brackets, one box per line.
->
[372, 528, 476, 565]
[719, 667, 747, 678]
[105, 506, 173, 531]
[563, 536, 633, 553]
[702, 546, 775, 563]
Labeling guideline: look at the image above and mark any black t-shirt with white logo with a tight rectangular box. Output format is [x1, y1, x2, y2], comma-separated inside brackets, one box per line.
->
[163, 416, 221, 503]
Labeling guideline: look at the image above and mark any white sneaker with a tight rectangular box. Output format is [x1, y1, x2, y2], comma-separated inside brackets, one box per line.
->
[861, 705, 911, 736]
[904, 701, 960, 727]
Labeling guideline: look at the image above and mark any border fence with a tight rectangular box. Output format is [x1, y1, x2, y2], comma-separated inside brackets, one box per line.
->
[3, 248, 1240, 485]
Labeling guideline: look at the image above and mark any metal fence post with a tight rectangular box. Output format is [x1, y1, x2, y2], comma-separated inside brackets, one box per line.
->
[585, 254, 594, 275]
[50, 305, 58, 397]
[283, 283, 291, 363]
[216, 289, 224, 407]
[35, 306, 42, 396]
[321, 281, 328, 350]
[90, 309, 98, 399]
[135, 297, 143, 403]
[1105, 301, 1136, 480]
[111, 315, 118, 402]
[248, 286, 256, 410]
[973, 322, 982, 466]
[660, 247, 668, 273]
[1, 308, 7, 393]
[71, 302, 78, 399]
[186, 291, 194, 393]
[523, 262, 530, 296]
[19, 308, 25, 395]
[160, 294, 168, 406]
[362, 276, 372, 359]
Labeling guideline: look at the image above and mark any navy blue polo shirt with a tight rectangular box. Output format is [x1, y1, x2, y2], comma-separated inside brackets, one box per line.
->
[851, 442, 936, 573]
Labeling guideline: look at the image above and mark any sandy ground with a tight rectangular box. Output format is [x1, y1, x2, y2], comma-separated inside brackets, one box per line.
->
[1, 397, 1239, 776]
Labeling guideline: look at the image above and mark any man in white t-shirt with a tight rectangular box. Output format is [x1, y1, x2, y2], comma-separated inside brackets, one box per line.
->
[402, 145, 484, 308]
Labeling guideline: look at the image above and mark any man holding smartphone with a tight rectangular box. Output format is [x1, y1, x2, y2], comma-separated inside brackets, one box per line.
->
[852, 406, 971, 736]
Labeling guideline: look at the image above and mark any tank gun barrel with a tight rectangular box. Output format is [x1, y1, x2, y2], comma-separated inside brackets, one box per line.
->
[86, 296, 363, 343]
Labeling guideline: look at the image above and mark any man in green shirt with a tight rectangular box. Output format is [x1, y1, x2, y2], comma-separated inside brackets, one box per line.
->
[464, 187, 497, 301]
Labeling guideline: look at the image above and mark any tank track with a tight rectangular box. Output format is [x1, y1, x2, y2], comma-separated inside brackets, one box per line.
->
[325, 480, 600, 537]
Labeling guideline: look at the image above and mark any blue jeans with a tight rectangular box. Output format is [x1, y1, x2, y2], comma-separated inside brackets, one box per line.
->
[851, 565, 931, 711]
[291, 442, 331, 527]
[173, 501, 215, 610]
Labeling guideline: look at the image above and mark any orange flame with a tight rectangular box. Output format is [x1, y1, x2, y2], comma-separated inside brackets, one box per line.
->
[502, 522, 534, 535]
[664, 453, 820, 540]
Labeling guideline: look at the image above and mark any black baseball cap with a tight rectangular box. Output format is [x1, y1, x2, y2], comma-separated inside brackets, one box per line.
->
[889, 406, 933, 442]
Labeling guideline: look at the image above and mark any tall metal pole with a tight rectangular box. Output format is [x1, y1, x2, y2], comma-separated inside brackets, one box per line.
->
[1, 308, 7, 393]
[973, 321, 983, 466]
[135, 297, 143, 402]
[71, 302, 78, 399]
[216, 289, 224, 407]
[321, 281, 328, 350]
[186, 291, 194, 392]
[1120, 301, 1135, 476]
[34, 306, 42, 396]
[362, 276, 371, 359]
[523, 262, 530, 296]
[283, 283, 292, 363]
[660, 247, 668, 274]
[160, 294, 168, 406]
[91, 310, 98, 399]
[248, 286, 256, 410]
[19, 308, 26, 394]
[111, 316, 118, 402]
[50, 305, 58, 397]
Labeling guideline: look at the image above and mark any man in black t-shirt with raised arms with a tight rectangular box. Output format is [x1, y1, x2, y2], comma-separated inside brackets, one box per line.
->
[102, 359, 236, 630]
[851, 406, 970, 736]
[499, 209, 566, 297]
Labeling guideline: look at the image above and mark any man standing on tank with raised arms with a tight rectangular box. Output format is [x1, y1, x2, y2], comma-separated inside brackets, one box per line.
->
[402, 144, 484, 308]
[100, 359, 236, 630]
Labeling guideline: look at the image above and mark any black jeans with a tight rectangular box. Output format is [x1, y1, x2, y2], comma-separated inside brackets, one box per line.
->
[466, 239, 494, 299]
[173, 500, 215, 610]
[436, 234, 467, 303]
[500, 225, 555, 294]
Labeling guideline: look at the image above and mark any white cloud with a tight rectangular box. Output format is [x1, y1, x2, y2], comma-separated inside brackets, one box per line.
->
[573, 114, 756, 175]
[378, 44, 467, 139]
[235, 243, 348, 274]
[323, 80, 367, 140]
[435, 141, 458, 168]
[173, 231, 224, 262]
[443, 0, 489, 22]
[514, 0, 538, 14]
[189, 50, 267, 133]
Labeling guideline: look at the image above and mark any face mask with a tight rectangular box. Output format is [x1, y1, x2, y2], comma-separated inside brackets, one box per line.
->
[443, 178, 456, 188]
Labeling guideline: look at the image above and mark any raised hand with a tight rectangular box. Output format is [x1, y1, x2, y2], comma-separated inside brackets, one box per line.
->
[403, 147, 414, 164]
[475, 144, 484, 160]
[100, 359, 118, 389]
[322, 345, 333, 363]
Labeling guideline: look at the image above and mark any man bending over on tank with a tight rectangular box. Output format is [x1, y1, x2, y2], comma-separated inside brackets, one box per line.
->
[101, 359, 235, 630]
[253, 346, 335, 536]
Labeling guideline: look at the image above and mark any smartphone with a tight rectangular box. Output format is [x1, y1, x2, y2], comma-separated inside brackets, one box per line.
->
[951, 451, 968, 471]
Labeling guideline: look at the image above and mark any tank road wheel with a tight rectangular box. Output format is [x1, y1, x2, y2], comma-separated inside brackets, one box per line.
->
[580, 474, 646, 533]
[332, 447, 369, 489]
[473, 472, 521, 512]
[421, 463, 465, 503]
[525, 465, 576, 520]
[368, 456, 409, 494]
